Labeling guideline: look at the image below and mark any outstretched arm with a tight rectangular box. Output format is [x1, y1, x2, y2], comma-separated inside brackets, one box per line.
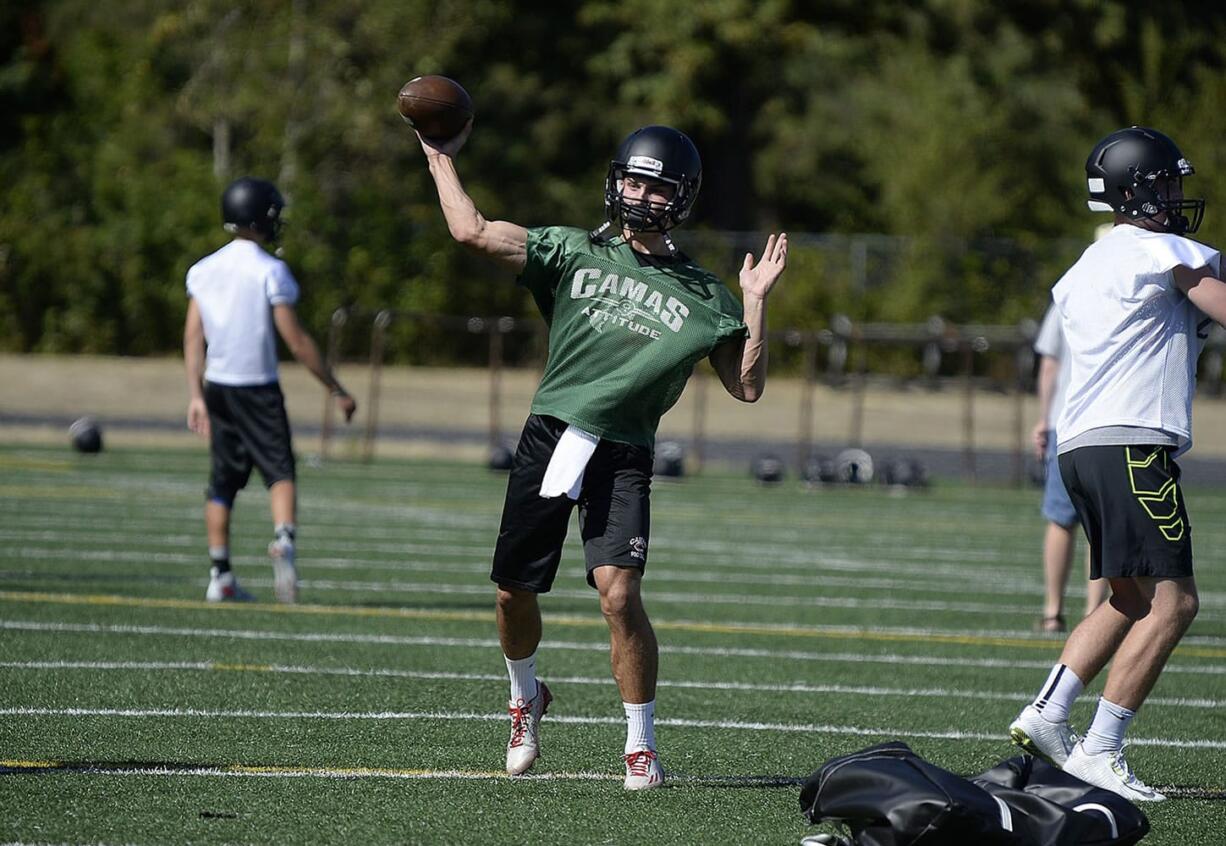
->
[418, 122, 529, 273]
[272, 304, 357, 422]
[709, 233, 788, 403]
[183, 298, 210, 437]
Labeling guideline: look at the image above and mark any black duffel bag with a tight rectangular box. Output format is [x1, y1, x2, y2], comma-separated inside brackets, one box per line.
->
[799, 741, 1148, 846]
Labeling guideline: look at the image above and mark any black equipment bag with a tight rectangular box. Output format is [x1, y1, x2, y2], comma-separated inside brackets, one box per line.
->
[799, 742, 1148, 846]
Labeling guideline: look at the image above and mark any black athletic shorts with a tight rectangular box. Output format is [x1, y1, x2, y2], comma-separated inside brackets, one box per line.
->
[204, 381, 296, 503]
[1058, 445, 1193, 580]
[491, 414, 653, 593]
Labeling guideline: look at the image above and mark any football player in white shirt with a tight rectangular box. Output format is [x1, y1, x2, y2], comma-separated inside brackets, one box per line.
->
[1031, 294, 1109, 635]
[1009, 127, 1226, 802]
[184, 177, 356, 604]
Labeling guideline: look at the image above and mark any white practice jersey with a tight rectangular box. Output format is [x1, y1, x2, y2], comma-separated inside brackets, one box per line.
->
[1053, 224, 1219, 456]
[186, 239, 300, 386]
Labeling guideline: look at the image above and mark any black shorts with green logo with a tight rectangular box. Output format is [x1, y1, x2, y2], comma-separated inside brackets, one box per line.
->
[1057, 445, 1193, 580]
[491, 414, 652, 593]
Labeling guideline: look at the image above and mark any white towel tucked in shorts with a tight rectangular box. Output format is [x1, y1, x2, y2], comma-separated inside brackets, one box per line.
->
[539, 424, 599, 500]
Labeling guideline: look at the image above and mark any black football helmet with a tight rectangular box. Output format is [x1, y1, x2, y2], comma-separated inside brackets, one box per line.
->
[222, 177, 285, 242]
[1085, 127, 1204, 235]
[603, 125, 702, 233]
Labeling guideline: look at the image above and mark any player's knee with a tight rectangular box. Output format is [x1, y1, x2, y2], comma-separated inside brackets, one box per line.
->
[1171, 590, 1199, 626]
[495, 585, 534, 613]
[597, 577, 640, 621]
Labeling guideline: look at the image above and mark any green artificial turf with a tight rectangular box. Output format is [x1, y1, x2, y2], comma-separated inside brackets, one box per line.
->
[0, 445, 1223, 844]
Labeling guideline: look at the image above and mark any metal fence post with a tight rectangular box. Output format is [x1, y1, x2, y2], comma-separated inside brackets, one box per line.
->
[691, 361, 708, 474]
[320, 307, 348, 461]
[363, 309, 392, 463]
[489, 317, 512, 452]
[797, 332, 818, 472]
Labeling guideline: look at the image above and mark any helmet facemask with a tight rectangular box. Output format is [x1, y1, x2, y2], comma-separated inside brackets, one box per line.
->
[607, 169, 688, 233]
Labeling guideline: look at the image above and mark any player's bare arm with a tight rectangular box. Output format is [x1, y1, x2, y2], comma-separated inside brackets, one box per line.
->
[1033, 355, 1059, 459]
[183, 297, 210, 437]
[272, 304, 357, 422]
[1174, 264, 1226, 326]
[418, 120, 528, 273]
[710, 233, 788, 403]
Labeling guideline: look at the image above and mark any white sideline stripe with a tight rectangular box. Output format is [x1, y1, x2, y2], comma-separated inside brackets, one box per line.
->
[4, 659, 1221, 710]
[5, 620, 1226, 676]
[5, 706, 1225, 750]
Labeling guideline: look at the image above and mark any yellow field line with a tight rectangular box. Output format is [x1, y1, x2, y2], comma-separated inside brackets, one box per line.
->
[3, 589, 1225, 658]
[0, 758, 614, 781]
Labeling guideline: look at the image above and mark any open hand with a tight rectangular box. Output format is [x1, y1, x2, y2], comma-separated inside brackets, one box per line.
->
[739, 233, 788, 301]
[187, 398, 210, 438]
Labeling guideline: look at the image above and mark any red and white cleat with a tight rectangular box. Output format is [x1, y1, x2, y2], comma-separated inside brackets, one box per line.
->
[205, 567, 254, 602]
[506, 680, 552, 775]
[623, 748, 664, 791]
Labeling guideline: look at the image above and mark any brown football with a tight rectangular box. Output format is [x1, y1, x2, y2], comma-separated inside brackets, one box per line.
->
[397, 75, 473, 141]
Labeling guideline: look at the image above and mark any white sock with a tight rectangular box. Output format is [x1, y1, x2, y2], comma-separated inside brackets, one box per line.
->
[1031, 663, 1084, 723]
[273, 524, 296, 559]
[1082, 697, 1135, 755]
[624, 700, 656, 755]
[505, 653, 538, 704]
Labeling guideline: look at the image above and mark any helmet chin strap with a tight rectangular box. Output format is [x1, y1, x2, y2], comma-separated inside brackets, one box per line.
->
[590, 219, 678, 257]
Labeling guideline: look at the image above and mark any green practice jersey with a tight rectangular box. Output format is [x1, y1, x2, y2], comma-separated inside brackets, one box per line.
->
[518, 225, 747, 447]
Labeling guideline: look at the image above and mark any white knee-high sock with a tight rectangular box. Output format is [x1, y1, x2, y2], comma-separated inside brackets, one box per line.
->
[505, 653, 538, 704]
[1031, 663, 1084, 723]
[624, 700, 656, 754]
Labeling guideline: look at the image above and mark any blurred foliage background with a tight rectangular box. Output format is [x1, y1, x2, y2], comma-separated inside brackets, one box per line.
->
[3, 1, 1226, 364]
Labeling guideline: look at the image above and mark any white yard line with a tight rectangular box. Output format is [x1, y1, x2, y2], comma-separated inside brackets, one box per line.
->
[2, 659, 1221, 709]
[3, 705, 1224, 750]
[5, 619, 1226, 676]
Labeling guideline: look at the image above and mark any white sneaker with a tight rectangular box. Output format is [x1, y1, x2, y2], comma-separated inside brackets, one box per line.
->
[205, 567, 254, 602]
[268, 539, 298, 604]
[623, 747, 664, 791]
[1009, 704, 1079, 767]
[506, 680, 551, 775]
[1064, 741, 1166, 802]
